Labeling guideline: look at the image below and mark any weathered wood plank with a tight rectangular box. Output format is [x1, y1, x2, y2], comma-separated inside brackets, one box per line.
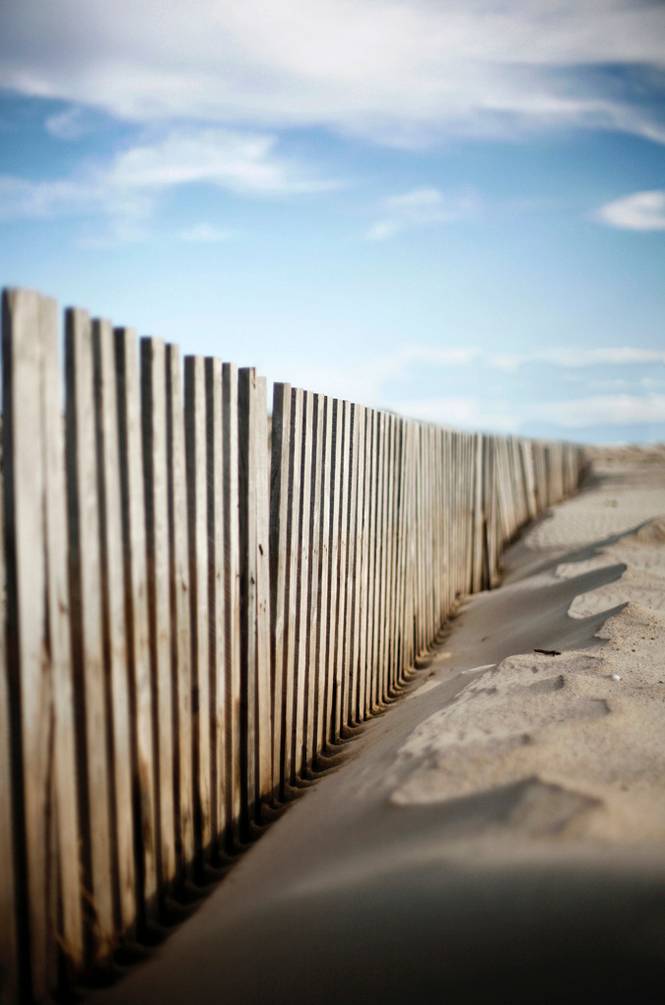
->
[141, 338, 177, 896]
[294, 391, 314, 772]
[92, 319, 136, 934]
[184, 356, 212, 857]
[0, 421, 18, 1005]
[221, 364, 242, 834]
[115, 325, 158, 919]
[333, 401, 351, 738]
[165, 344, 194, 876]
[363, 409, 377, 714]
[281, 388, 303, 786]
[315, 395, 333, 754]
[269, 383, 292, 794]
[305, 394, 324, 766]
[348, 405, 365, 725]
[2, 289, 84, 998]
[341, 403, 358, 727]
[65, 307, 115, 961]
[237, 368, 260, 821]
[254, 375, 272, 802]
[323, 399, 342, 747]
[205, 358, 226, 850]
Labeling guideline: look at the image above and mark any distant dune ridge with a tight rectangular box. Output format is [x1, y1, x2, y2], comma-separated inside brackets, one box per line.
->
[95, 446, 665, 1005]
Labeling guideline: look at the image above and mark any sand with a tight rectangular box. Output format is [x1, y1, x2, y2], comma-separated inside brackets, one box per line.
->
[94, 446, 665, 1004]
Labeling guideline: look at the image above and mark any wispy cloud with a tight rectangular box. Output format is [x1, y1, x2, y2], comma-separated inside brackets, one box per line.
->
[393, 393, 665, 433]
[45, 105, 88, 140]
[366, 186, 479, 240]
[594, 190, 665, 231]
[180, 223, 232, 243]
[0, 128, 338, 241]
[2, 2, 664, 146]
[532, 394, 665, 428]
[488, 347, 665, 370]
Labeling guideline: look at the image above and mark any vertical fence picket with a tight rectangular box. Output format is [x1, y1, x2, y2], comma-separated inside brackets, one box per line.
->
[2, 289, 84, 999]
[324, 399, 342, 747]
[115, 326, 158, 921]
[282, 388, 303, 787]
[349, 405, 366, 725]
[334, 401, 351, 739]
[222, 364, 242, 834]
[254, 376, 272, 803]
[165, 344, 194, 878]
[342, 404, 359, 727]
[315, 396, 334, 754]
[294, 391, 313, 774]
[306, 394, 324, 766]
[184, 356, 212, 858]
[0, 412, 17, 1004]
[141, 337, 177, 898]
[205, 358, 227, 851]
[65, 308, 115, 961]
[364, 409, 378, 714]
[270, 384, 292, 794]
[237, 369, 271, 819]
[92, 319, 136, 935]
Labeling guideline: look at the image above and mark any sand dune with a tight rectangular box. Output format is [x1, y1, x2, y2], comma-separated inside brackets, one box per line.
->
[95, 448, 665, 1005]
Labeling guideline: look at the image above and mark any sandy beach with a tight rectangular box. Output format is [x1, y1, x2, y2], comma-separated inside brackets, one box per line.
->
[94, 446, 665, 1004]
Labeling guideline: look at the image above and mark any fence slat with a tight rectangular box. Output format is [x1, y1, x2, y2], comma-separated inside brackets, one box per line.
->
[294, 391, 314, 773]
[270, 384, 292, 793]
[165, 344, 194, 877]
[305, 394, 324, 767]
[282, 388, 303, 787]
[184, 356, 212, 858]
[237, 369, 271, 819]
[206, 358, 227, 850]
[222, 363, 242, 834]
[2, 289, 84, 999]
[324, 399, 342, 748]
[115, 325, 158, 920]
[333, 401, 351, 738]
[254, 375, 272, 803]
[65, 307, 115, 961]
[141, 338, 177, 893]
[315, 395, 333, 755]
[92, 319, 137, 934]
[0, 429, 18, 1004]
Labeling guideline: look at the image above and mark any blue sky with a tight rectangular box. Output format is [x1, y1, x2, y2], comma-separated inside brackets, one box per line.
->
[1, 1, 664, 442]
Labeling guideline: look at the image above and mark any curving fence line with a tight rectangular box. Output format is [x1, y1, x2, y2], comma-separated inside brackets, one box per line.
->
[0, 287, 586, 1002]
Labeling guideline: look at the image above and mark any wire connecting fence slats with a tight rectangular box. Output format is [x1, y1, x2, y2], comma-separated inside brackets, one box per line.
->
[0, 287, 587, 1003]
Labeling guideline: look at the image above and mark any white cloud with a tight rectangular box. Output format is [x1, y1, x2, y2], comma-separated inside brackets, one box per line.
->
[180, 223, 232, 243]
[532, 394, 665, 428]
[106, 130, 338, 196]
[45, 106, 87, 140]
[594, 190, 665, 231]
[0, 127, 338, 240]
[1, 2, 664, 146]
[366, 186, 479, 240]
[488, 347, 665, 370]
[392, 396, 519, 433]
[392, 393, 665, 433]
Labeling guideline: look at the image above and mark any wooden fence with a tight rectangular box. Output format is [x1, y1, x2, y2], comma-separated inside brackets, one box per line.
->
[0, 287, 585, 1002]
